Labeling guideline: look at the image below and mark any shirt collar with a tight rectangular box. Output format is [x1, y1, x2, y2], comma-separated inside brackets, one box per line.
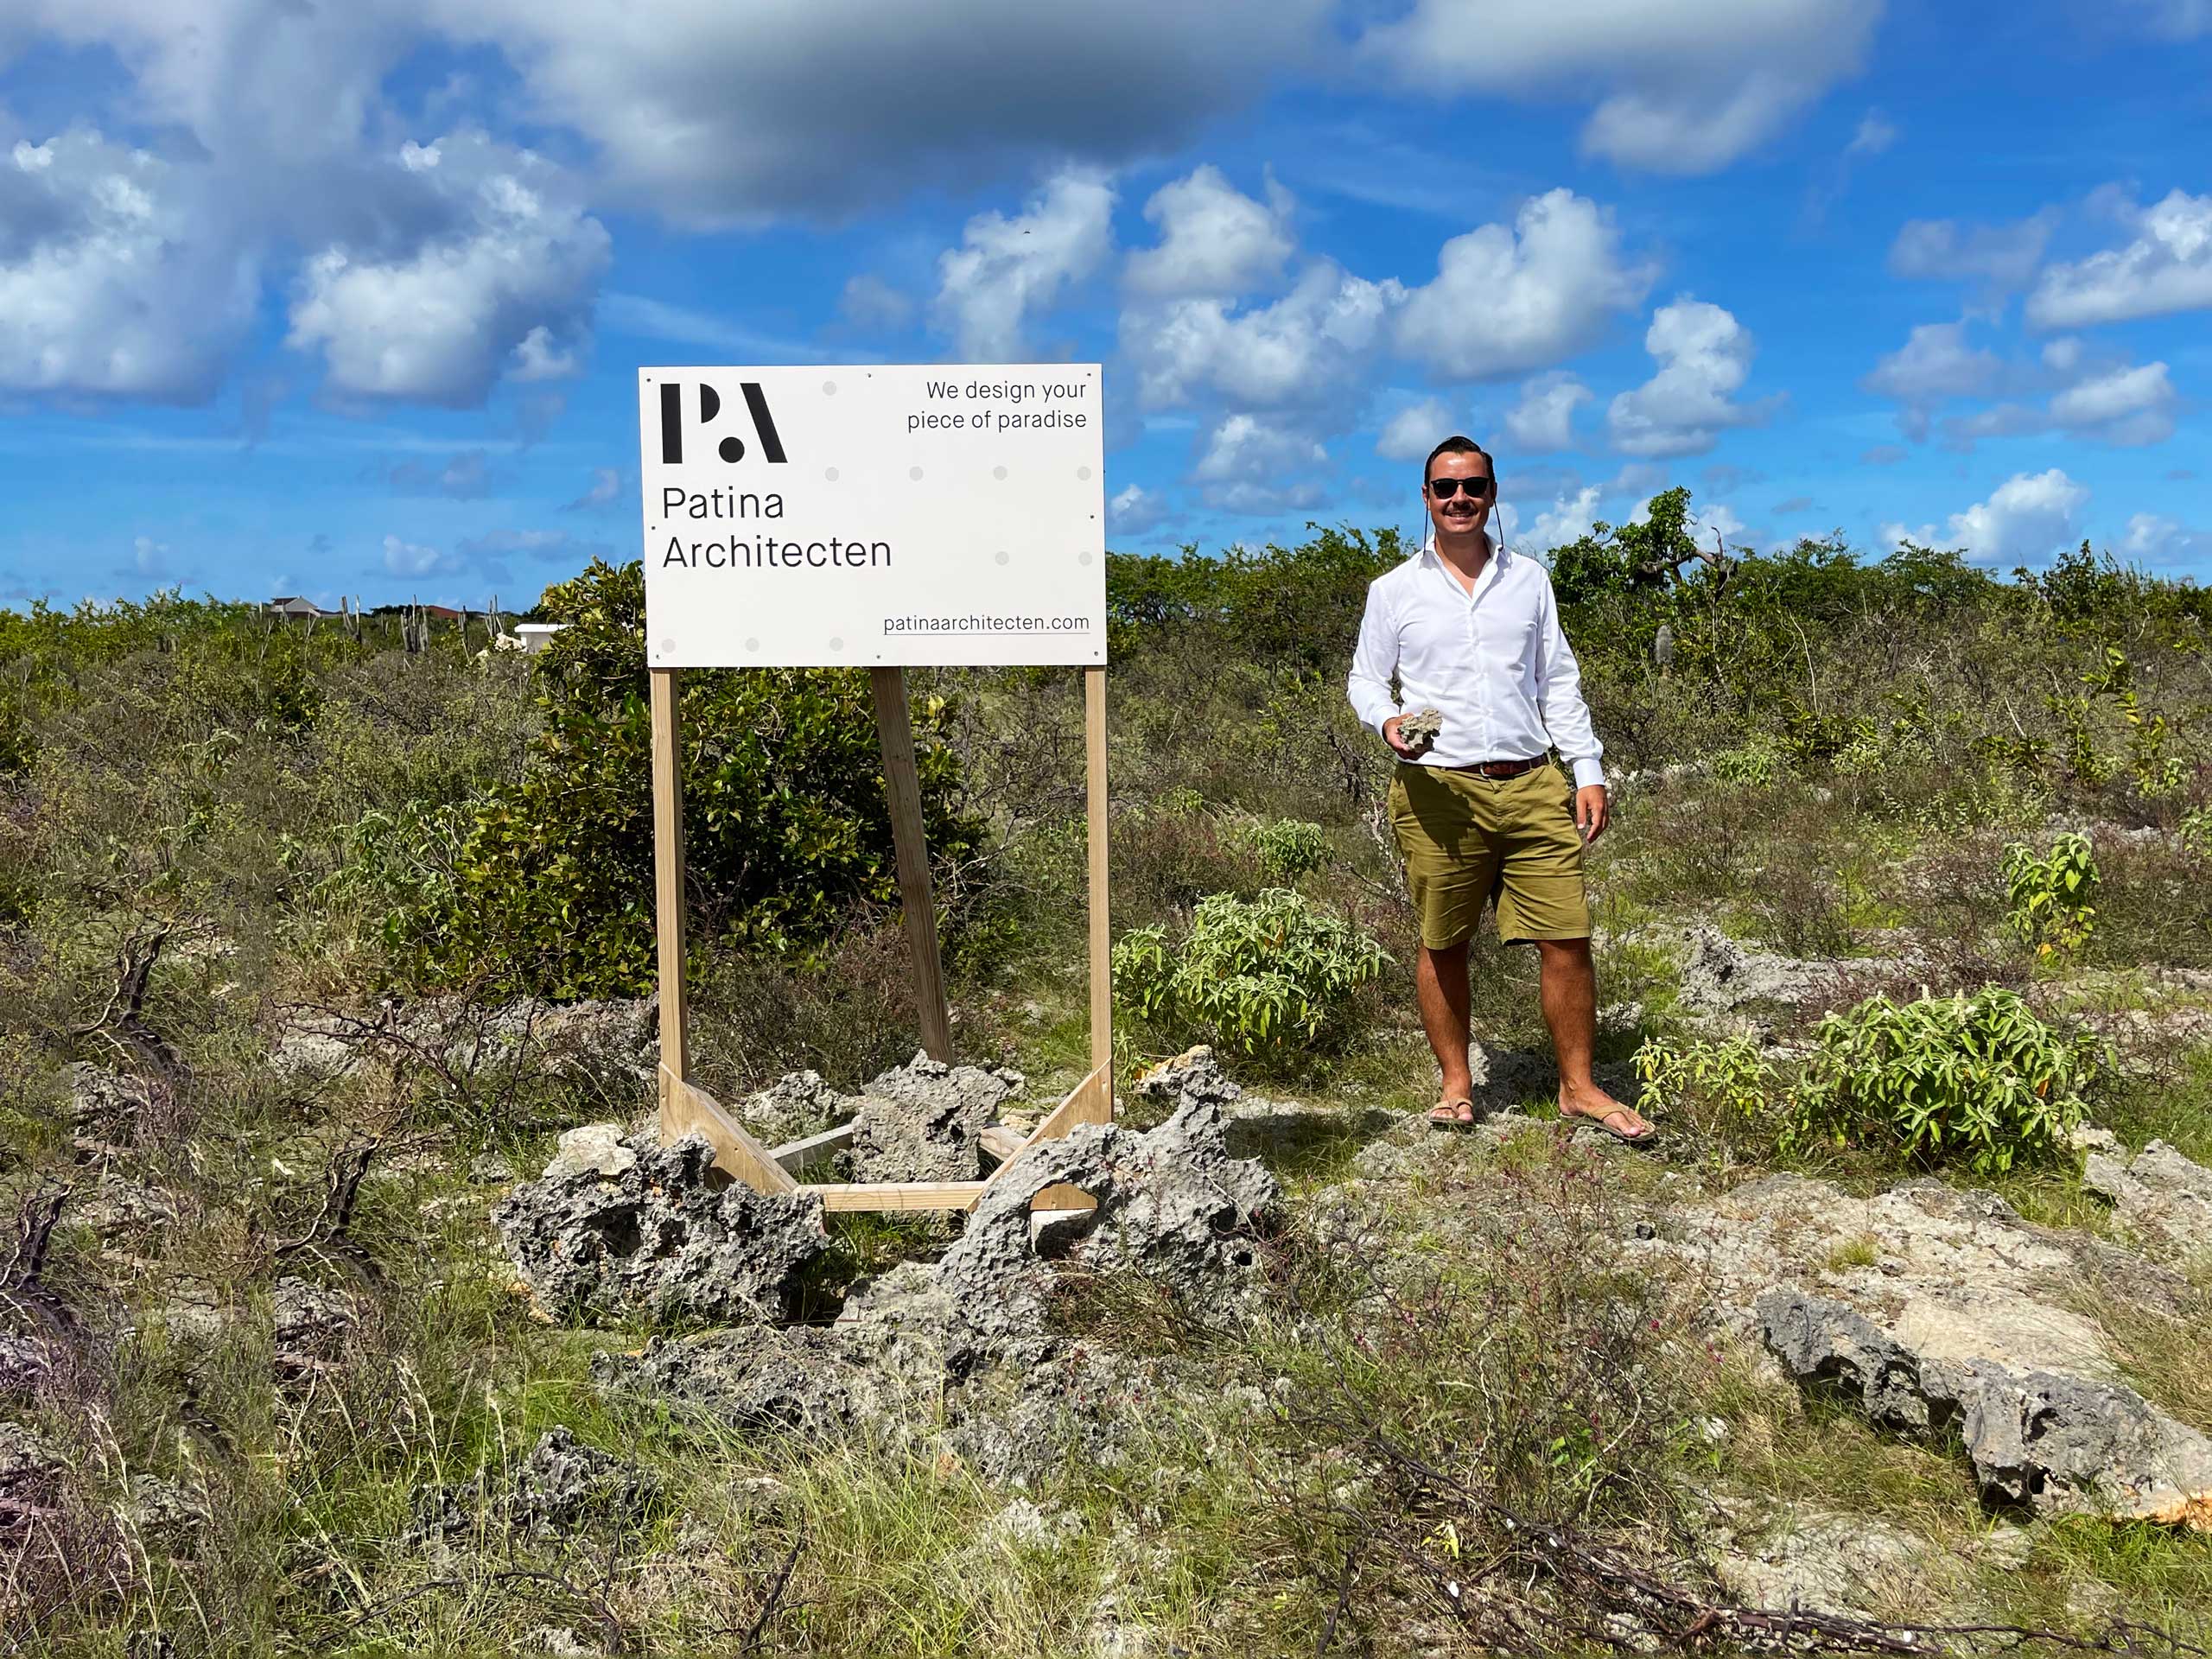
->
[1419, 534, 1506, 575]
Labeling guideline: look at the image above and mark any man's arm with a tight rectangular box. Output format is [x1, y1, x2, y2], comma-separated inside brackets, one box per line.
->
[1347, 582, 1408, 747]
[1533, 575, 1609, 839]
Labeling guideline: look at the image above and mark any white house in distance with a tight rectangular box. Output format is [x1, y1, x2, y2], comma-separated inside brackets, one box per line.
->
[266, 596, 329, 619]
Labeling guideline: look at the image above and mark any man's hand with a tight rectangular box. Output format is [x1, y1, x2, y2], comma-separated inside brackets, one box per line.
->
[1574, 785, 1610, 844]
[1382, 715, 1421, 760]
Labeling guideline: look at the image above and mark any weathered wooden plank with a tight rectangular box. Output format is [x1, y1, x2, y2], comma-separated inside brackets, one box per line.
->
[968, 1064, 1111, 1213]
[977, 1124, 1028, 1166]
[870, 665, 955, 1064]
[649, 668, 690, 1143]
[798, 1180, 987, 1212]
[1033, 1182, 1098, 1213]
[771, 1118, 858, 1179]
[1084, 664, 1112, 1083]
[660, 1065, 798, 1195]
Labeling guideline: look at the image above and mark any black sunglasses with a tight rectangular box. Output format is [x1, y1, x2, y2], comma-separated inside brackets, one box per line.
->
[1427, 475, 1494, 499]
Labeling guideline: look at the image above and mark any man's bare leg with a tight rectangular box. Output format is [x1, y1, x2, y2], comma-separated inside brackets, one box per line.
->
[1535, 937, 1652, 1137]
[1416, 940, 1476, 1115]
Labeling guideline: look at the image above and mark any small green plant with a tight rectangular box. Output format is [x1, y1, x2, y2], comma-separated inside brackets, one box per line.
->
[1229, 816, 1332, 882]
[1711, 734, 1787, 788]
[2181, 807, 2212, 859]
[1792, 988, 2107, 1175]
[0, 692, 31, 779]
[1113, 887, 1387, 1054]
[1822, 1234, 1881, 1273]
[1632, 1033, 1777, 1124]
[2002, 832, 2098, 957]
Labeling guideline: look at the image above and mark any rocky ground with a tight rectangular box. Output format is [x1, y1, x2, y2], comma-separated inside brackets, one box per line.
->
[11, 941, 2212, 1652]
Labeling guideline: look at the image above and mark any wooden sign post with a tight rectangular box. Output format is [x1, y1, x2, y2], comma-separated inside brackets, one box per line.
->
[648, 661, 1112, 1211]
[868, 666, 955, 1065]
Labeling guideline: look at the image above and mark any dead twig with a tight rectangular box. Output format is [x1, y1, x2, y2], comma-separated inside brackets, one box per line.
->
[0, 1183, 79, 1338]
[271, 1138, 384, 1286]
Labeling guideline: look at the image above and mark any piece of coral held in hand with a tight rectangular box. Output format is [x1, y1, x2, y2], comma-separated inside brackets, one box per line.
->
[1398, 707, 1443, 755]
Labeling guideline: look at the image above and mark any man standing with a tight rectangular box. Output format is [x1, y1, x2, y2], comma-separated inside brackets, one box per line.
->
[1346, 435, 1653, 1141]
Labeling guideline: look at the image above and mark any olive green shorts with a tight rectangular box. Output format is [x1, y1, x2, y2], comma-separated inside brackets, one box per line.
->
[1388, 761, 1592, 949]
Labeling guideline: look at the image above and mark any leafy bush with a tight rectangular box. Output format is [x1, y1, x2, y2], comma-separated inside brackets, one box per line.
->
[351, 558, 981, 997]
[1632, 1033, 1777, 1126]
[1113, 887, 1386, 1054]
[1711, 734, 1787, 788]
[0, 692, 31, 779]
[1792, 988, 2107, 1174]
[2003, 832, 2098, 957]
[1230, 816, 1332, 882]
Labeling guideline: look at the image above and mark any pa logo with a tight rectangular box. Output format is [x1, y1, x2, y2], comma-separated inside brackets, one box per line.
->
[658, 380, 788, 466]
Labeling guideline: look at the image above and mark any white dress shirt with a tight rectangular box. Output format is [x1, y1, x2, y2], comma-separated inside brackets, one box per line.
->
[1346, 537, 1606, 788]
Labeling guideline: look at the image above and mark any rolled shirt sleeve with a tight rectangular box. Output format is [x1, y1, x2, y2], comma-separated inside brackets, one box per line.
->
[1533, 575, 1606, 790]
[1346, 581, 1402, 739]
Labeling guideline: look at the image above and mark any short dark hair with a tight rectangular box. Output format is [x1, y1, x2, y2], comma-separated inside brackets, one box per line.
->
[1424, 435, 1496, 489]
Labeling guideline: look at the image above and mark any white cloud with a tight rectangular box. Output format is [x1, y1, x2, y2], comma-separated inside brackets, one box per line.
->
[1109, 482, 1168, 533]
[382, 533, 461, 576]
[1844, 110, 1897, 157]
[2027, 188, 2212, 329]
[599, 293, 825, 359]
[1512, 485, 1605, 551]
[431, 0, 1334, 224]
[0, 130, 258, 400]
[507, 324, 580, 381]
[1394, 189, 1654, 380]
[839, 273, 914, 331]
[1887, 212, 2056, 291]
[1125, 166, 1295, 300]
[1190, 413, 1328, 512]
[1503, 372, 1592, 453]
[386, 448, 493, 497]
[563, 467, 624, 511]
[1359, 0, 1885, 173]
[1193, 413, 1326, 482]
[1862, 320, 2003, 403]
[287, 131, 609, 405]
[2122, 512, 2212, 566]
[1690, 502, 1746, 544]
[2047, 359, 2177, 445]
[1606, 298, 1770, 458]
[934, 168, 1116, 361]
[2123, 0, 2211, 38]
[1376, 397, 1455, 462]
[1122, 260, 1402, 410]
[1861, 319, 2004, 439]
[1882, 468, 2089, 565]
[1929, 346, 2179, 451]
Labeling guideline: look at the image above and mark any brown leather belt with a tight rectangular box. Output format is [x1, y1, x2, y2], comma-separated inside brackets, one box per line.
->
[1444, 757, 1547, 779]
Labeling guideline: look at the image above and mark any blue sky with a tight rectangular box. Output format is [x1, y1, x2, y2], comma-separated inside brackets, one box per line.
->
[1, 0, 2208, 609]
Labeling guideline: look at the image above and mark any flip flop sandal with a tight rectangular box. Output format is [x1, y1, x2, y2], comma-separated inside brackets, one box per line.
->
[1567, 1107, 1657, 1145]
[1427, 1098, 1477, 1132]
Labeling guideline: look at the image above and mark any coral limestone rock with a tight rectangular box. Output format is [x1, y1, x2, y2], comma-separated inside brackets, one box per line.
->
[494, 1132, 826, 1325]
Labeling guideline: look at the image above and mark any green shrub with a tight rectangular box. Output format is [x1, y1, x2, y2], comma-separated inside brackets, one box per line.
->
[1632, 1033, 1777, 1126]
[1711, 734, 1788, 788]
[1113, 887, 1386, 1054]
[349, 558, 982, 997]
[2002, 832, 2098, 957]
[2181, 807, 2212, 859]
[0, 692, 31, 779]
[1230, 816, 1332, 882]
[1792, 988, 2107, 1174]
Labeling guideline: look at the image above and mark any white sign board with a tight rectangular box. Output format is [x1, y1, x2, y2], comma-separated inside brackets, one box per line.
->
[637, 364, 1106, 668]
